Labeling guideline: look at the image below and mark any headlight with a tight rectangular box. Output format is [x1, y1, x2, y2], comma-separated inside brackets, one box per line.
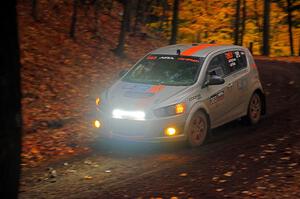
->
[154, 103, 186, 117]
[112, 109, 145, 120]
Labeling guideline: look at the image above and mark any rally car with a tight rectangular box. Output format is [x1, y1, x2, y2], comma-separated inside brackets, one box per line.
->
[93, 43, 266, 147]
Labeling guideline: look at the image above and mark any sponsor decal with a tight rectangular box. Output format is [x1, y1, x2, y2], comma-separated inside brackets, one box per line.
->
[189, 94, 202, 101]
[147, 55, 157, 60]
[225, 51, 233, 59]
[147, 85, 165, 93]
[225, 51, 237, 68]
[209, 90, 224, 104]
[234, 51, 241, 58]
[131, 85, 165, 108]
[159, 56, 175, 60]
[122, 84, 165, 94]
[177, 57, 200, 63]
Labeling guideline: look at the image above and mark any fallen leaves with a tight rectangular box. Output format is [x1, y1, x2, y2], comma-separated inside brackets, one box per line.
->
[18, 0, 163, 167]
[31, 147, 39, 154]
[289, 163, 298, 167]
[179, 173, 188, 177]
[223, 171, 234, 177]
[83, 175, 93, 180]
[280, 156, 291, 161]
[263, 149, 276, 153]
[288, 81, 295, 85]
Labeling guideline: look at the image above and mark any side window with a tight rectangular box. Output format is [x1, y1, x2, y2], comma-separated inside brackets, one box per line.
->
[224, 50, 248, 74]
[207, 54, 225, 77]
[236, 51, 247, 69]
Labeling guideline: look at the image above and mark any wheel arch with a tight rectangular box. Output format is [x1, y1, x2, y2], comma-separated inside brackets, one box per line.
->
[254, 88, 266, 115]
[184, 103, 211, 136]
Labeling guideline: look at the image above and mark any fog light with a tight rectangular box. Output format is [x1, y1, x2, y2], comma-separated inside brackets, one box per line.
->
[96, 97, 101, 106]
[165, 127, 176, 136]
[94, 120, 101, 128]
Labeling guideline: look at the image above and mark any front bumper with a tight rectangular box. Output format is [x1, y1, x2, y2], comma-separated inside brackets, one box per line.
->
[94, 111, 187, 143]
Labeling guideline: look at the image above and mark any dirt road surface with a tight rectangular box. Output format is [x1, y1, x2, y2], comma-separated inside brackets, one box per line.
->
[19, 59, 300, 199]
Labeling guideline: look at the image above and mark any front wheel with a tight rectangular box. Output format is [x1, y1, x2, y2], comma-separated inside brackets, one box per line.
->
[242, 93, 262, 125]
[187, 111, 209, 147]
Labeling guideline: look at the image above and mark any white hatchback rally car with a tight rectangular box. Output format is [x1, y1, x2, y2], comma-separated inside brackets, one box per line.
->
[94, 44, 266, 147]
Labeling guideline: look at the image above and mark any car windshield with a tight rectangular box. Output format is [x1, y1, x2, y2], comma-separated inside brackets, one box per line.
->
[122, 55, 204, 86]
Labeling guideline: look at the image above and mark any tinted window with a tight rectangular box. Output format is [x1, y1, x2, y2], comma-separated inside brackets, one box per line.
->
[224, 50, 247, 74]
[122, 55, 204, 86]
[236, 51, 247, 69]
[207, 54, 225, 77]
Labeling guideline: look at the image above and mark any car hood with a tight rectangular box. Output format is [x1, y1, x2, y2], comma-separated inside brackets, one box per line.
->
[106, 81, 189, 111]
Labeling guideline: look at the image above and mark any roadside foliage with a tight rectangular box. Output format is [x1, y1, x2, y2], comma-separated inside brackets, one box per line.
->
[148, 0, 300, 56]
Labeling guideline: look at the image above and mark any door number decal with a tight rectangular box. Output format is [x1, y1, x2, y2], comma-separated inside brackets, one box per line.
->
[209, 90, 224, 104]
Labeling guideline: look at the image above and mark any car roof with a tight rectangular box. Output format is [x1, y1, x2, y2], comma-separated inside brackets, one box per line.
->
[150, 43, 245, 58]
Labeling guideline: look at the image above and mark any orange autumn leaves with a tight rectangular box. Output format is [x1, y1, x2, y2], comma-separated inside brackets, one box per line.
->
[148, 0, 300, 56]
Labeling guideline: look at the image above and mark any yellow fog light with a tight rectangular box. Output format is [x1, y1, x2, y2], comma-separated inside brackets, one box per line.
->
[165, 127, 176, 136]
[94, 120, 101, 128]
[96, 97, 101, 106]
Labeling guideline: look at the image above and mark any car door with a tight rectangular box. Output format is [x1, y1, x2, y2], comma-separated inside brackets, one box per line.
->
[234, 50, 250, 115]
[203, 52, 238, 127]
[223, 50, 250, 118]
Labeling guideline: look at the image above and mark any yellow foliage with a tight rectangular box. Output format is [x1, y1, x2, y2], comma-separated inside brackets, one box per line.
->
[148, 0, 300, 56]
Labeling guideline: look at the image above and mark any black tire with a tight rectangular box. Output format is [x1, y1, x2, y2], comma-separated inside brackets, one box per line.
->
[242, 92, 262, 125]
[187, 111, 209, 147]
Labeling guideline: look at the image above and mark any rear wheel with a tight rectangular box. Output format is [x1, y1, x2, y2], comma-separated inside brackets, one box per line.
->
[187, 111, 209, 147]
[243, 93, 262, 125]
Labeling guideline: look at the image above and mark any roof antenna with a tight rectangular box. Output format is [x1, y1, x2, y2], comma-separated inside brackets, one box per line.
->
[176, 49, 181, 56]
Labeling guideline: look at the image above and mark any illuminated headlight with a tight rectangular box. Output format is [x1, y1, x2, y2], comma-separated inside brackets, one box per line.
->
[112, 109, 145, 120]
[154, 103, 186, 117]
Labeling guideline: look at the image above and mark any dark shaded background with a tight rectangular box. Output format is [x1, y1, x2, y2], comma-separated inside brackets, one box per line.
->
[0, 0, 22, 198]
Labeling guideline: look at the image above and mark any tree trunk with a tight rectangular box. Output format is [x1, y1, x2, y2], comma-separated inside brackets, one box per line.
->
[298, 35, 300, 56]
[158, 4, 167, 32]
[287, 0, 294, 56]
[114, 0, 131, 57]
[126, 1, 132, 32]
[133, 0, 142, 33]
[240, 0, 247, 46]
[169, 0, 179, 45]
[234, 0, 241, 45]
[94, 0, 101, 37]
[262, 0, 270, 56]
[196, 31, 201, 43]
[204, 1, 209, 41]
[69, 0, 78, 39]
[249, 42, 253, 54]
[158, 0, 169, 33]
[108, 1, 114, 15]
[0, 0, 22, 197]
[254, 0, 262, 33]
[32, 0, 38, 21]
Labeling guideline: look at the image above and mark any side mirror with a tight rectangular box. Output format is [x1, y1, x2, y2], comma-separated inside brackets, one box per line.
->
[119, 69, 128, 78]
[205, 75, 225, 86]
